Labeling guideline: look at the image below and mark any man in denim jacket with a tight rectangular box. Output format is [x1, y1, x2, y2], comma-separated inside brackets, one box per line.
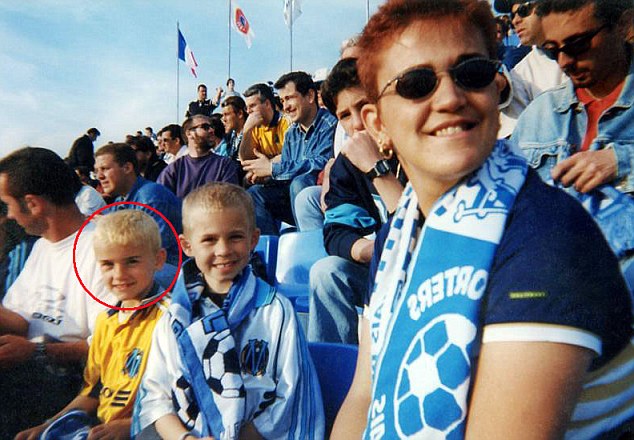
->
[243, 72, 337, 235]
[511, 0, 634, 290]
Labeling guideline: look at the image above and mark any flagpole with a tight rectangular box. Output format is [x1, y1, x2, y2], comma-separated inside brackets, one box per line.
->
[176, 21, 180, 122]
[228, 0, 232, 79]
[290, 1, 293, 71]
[366, 0, 370, 22]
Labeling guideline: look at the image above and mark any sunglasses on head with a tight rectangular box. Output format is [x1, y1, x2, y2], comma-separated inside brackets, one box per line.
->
[541, 24, 609, 61]
[377, 57, 501, 101]
[511, 1, 536, 20]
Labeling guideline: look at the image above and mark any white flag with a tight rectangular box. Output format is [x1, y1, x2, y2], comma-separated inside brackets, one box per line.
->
[232, 2, 255, 49]
[283, 0, 303, 27]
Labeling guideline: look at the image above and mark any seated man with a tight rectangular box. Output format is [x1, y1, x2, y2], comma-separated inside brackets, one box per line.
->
[511, 0, 634, 293]
[495, 0, 567, 137]
[307, 58, 405, 344]
[0, 148, 113, 436]
[243, 72, 337, 235]
[158, 124, 188, 165]
[158, 114, 240, 199]
[95, 143, 182, 267]
[16, 210, 168, 439]
[133, 183, 323, 439]
[127, 135, 167, 182]
[220, 95, 248, 162]
[239, 83, 290, 162]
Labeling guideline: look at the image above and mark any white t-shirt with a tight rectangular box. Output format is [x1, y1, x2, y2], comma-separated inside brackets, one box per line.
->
[3, 223, 114, 342]
[499, 46, 569, 138]
[75, 185, 106, 216]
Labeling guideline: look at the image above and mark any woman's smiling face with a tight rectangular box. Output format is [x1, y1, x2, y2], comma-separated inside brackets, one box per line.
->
[365, 17, 501, 207]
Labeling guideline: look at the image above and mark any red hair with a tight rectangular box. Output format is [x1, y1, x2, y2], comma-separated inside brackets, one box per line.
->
[357, 0, 497, 102]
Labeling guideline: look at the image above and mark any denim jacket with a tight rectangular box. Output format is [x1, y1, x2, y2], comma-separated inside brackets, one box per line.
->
[271, 107, 336, 181]
[511, 58, 634, 271]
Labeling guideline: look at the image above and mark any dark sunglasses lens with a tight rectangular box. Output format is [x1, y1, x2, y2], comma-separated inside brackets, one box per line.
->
[542, 46, 559, 60]
[511, 2, 534, 19]
[454, 59, 498, 89]
[517, 3, 530, 17]
[563, 36, 593, 57]
[395, 68, 437, 99]
[200, 123, 212, 130]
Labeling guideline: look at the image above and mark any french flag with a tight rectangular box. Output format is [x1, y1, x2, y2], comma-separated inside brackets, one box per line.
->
[178, 29, 198, 78]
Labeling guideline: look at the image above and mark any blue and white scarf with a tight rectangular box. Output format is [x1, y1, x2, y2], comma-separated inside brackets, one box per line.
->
[168, 260, 274, 439]
[568, 185, 634, 292]
[365, 140, 528, 439]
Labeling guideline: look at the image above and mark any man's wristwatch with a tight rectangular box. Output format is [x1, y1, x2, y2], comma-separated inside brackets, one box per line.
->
[365, 159, 391, 180]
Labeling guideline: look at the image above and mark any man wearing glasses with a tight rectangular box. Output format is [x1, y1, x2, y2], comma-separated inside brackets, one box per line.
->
[512, 1, 634, 299]
[159, 124, 188, 165]
[495, 0, 567, 137]
[157, 114, 240, 199]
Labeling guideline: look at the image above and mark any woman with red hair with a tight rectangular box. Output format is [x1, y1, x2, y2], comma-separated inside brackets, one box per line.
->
[331, 0, 633, 438]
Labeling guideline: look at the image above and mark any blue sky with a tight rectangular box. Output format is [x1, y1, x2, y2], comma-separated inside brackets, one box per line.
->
[0, 0, 384, 159]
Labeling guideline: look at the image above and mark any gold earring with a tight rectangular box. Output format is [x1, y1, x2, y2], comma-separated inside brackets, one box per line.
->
[378, 138, 394, 160]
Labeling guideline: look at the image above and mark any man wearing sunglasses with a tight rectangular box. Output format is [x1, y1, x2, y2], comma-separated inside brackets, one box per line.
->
[512, 0, 634, 316]
[495, 0, 567, 137]
[157, 114, 240, 199]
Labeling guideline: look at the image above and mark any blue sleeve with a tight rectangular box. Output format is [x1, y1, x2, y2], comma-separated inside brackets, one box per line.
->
[324, 155, 381, 260]
[272, 112, 336, 180]
[484, 170, 632, 369]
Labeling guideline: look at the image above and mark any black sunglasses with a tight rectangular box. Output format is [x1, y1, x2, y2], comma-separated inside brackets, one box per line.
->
[511, 1, 536, 20]
[541, 24, 609, 61]
[377, 57, 501, 101]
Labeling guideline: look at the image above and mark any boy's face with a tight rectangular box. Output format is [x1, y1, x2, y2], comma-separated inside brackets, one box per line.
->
[180, 206, 260, 294]
[94, 241, 166, 307]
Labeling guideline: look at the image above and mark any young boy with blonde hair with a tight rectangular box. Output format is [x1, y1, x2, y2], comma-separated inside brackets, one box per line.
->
[133, 182, 323, 440]
[17, 210, 168, 439]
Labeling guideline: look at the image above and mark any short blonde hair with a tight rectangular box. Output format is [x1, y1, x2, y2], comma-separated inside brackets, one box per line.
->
[94, 210, 162, 254]
[182, 183, 256, 234]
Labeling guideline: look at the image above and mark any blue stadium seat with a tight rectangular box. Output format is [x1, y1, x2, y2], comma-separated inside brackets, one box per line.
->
[309, 342, 358, 436]
[295, 295, 309, 314]
[274, 229, 327, 306]
[253, 235, 279, 285]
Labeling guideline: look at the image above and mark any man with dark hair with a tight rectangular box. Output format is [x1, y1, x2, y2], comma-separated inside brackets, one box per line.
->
[494, 0, 567, 137]
[223, 77, 241, 99]
[0, 147, 113, 436]
[306, 58, 405, 344]
[95, 143, 182, 266]
[160, 123, 187, 165]
[220, 96, 248, 161]
[242, 71, 337, 235]
[157, 114, 240, 199]
[209, 113, 227, 153]
[65, 127, 100, 170]
[512, 2, 634, 431]
[240, 83, 291, 161]
[185, 84, 221, 118]
[128, 135, 167, 182]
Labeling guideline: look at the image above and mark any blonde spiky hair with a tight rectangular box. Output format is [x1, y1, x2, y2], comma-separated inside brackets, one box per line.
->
[94, 210, 162, 254]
